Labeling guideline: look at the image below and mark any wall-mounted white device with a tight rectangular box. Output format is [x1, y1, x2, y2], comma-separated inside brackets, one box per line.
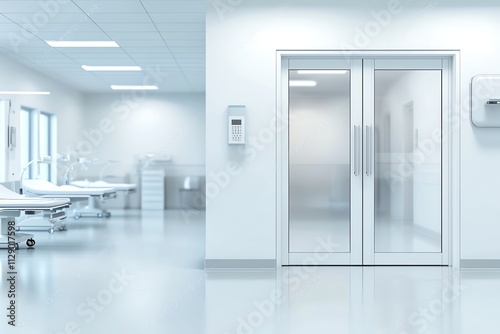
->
[228, 105, 246, 145]
[471, 74, 500, 127]
[229, 116, 245, 144]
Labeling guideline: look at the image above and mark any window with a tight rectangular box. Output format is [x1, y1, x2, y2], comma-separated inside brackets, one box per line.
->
[20, 107, 57, 182]
[39, 112, 51, 179]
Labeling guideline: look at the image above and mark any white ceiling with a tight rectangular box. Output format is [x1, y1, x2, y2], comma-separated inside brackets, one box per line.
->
[0, 0, 205, 93]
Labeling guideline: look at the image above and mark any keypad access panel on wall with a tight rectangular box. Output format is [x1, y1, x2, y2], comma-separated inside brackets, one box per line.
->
[228, 116, 245, 144]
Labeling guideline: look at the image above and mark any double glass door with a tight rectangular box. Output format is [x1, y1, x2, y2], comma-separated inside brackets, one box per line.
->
[283, 57, 449, 265]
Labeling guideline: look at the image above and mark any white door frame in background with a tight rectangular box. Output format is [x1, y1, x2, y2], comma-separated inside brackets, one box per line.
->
[276, 50, 461, 268]
[0, 100, 8, 182]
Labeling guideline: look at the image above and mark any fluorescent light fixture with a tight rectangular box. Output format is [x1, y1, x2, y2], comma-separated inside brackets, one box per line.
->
[82, 65, 142, 71]
[289, 80, 317, 87]
[0, 91, 50, 95]
[296, 70, 348, 74]
[111, 85, 159, 90]
[46, 41, 119, 48]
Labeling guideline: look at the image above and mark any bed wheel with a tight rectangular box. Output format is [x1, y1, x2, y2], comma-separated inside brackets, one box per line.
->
[74, 213, 81, 220]
[106, 212, 111, 218]
[49, 228, 54, 234]
[59, 226, 66, 231]
[26, 239, 35, 247]
[97, 213, 103, 218]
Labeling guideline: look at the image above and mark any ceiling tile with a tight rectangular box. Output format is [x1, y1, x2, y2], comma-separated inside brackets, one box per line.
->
[95, 22, 158, 32]
[2, 13, 89, 23]
[120, 46, 170, 52]
[107, 31, 163, 41]
[55, 48, 127, 55]
[0, 22, 22, 31]
[63, 51, 131, 59]
[116, 40, 166, 47]
[34, 31, 111, 40]
[71, 56, 134, 63]
[171, 52, 205, 59]
[76, 59, 142, 66]
[142, 1, 204, 13]
[90, 12, 152, 23]
[0, 1, 81, 13]
[155, 22, 205, 32]
[127, 51, 173, 58]
[160, 31, 205, 40]
[164, 39, 204, 47]
[19, 52, 69, 60]
[149, 12, 205, 23]
[164, 46, 205, 53]
[73, 1, 147, 13]
[0, 15, 14, 23]
[37, 22, 103, 32]
[95, 72, 150, 81]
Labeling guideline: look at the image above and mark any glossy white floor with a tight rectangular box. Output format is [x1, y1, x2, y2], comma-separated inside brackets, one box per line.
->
[1, 209, 499, 334]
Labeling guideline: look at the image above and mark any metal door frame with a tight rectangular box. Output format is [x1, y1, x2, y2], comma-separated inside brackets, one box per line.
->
[276, 50, 460, 267]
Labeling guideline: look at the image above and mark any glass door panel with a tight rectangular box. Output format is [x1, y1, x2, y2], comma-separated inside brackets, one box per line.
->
[373, 70, 442, 254]
[288, 69, 351, 254]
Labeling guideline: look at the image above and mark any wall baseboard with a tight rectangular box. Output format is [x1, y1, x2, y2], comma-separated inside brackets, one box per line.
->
[461, 259, 500, 268]
[205, 259, 276, 270]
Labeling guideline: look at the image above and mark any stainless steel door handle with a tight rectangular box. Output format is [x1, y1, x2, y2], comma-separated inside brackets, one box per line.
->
[365, 125, 372, 176]
[354, 125, 359, 176]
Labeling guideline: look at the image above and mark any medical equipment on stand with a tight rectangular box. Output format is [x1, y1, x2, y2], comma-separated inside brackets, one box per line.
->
[19, 156, 52, 194]
[59, 156, 93, 185]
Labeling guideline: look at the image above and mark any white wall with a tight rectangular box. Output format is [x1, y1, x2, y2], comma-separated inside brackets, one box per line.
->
[77, 93, 206, 208]
[78, 93, 205, 165]
[0, 53, 84, 181]
[206, 0, 500, 263]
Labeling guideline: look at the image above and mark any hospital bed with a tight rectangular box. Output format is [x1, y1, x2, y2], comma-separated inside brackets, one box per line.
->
[22, 179, 116, 220]
[71, 180, 136, 216]
[0, 185, 70, 248]
[71, 180, 136, 193]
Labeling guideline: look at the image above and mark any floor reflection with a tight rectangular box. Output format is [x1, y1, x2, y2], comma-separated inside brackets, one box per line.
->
[206, 266, 487, 334]
[0, 209, 498, 334]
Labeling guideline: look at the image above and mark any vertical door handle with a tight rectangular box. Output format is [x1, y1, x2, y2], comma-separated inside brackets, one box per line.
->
[365, 126, 372, 176]
[357, 126, 362, 176]
[353, 126, 359, 176]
